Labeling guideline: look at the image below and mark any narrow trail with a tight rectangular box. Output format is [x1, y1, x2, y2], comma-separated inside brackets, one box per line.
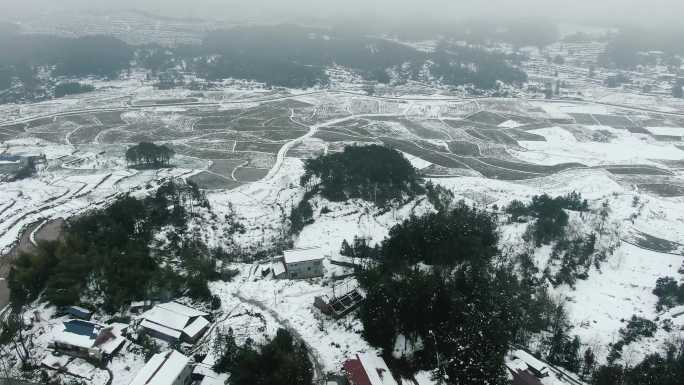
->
[233, 292, 326, 383]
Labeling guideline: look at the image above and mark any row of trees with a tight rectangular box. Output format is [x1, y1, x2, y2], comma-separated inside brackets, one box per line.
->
[125, 142, 175, 169]
[54, 82, 94, 98]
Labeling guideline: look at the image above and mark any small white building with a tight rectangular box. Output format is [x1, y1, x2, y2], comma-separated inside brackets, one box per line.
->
[129, 350, 192, 385]
[140, 302, 210, 343]
[280, 247, 325, 279]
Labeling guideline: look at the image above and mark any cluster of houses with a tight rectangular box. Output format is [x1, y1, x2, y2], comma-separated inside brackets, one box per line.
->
[41, 246, 378, 385]
[125, 349, 400, 385]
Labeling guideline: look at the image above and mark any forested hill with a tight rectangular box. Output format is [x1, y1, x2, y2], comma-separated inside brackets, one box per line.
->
[198, 25, 527, 88]
[1, 23, 527, 98]
[0, 29, 132, 79]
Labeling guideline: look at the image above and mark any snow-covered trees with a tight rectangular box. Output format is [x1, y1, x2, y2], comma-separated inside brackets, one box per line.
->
[300, 145, 423, 207]
[125, 142, 175, 169]
[213, 328, 313, 385]
[356, 203, 517, 385]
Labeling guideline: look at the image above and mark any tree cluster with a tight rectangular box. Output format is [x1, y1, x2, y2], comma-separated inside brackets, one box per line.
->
[606, 315, 658, 363]
[8, 181, 216, 313]
[356, 200, 575, 385]
[300, 145, 422, 207]
[593, 340, 683, 385]
[507, 192, 589, 246]
[125, 142, 175, 169]
[213, 328, 313, 385]
[54, 82, 94, 98]
[289, 194, 314, 235]
[653, 276, 684, 311]
[381, 202, 498, 267]
[546, 234, 604, 287]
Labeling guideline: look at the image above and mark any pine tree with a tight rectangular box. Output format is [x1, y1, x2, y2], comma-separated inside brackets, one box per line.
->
[582, 347, 596, 379]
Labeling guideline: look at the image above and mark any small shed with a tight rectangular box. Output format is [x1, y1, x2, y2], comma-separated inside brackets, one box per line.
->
[282, 247, 325, 279]
[130, 300, 154, 314]
[66, 306, 92, 320]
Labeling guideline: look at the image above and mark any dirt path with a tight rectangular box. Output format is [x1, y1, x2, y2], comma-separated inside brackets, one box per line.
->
[0, 218, 65, 310]
[233, 291, 326, 383]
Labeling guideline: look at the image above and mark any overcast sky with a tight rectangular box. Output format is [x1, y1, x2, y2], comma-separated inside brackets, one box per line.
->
[3, 0, 682, 27]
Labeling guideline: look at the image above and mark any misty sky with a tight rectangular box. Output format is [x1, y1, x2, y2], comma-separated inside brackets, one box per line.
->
[3, 0, 683, 26]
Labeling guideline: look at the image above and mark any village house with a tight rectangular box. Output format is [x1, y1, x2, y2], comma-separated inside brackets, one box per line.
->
[48, 319, 127, 362]
[130, 350, 193, 385]
[506, 358, 543, 385]
[512, 349, 550, 378]
[275, 247, 325, 279]
[343, 352, 399, 385]
[139, 301, 210, 343]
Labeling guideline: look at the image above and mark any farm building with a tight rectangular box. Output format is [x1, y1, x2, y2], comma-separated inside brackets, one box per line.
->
[512, 349, 550, 378]
[279, 247, 325, 279]
[130, 350, 193, 385]
[140, 302, 210, 343]
[48, 320, 126, 362]
[343, 352, 398, 385]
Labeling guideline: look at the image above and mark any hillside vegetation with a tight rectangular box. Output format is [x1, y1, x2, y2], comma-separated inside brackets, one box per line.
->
[8, 181, 216, 313]
[300, 144, 423, 206]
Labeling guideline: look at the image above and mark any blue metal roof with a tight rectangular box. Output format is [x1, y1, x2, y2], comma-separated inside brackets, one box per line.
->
[63, 320, 97, 339]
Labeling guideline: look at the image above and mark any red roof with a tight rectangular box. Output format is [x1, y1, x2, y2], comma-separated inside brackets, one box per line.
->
[343, 358, 372, 385]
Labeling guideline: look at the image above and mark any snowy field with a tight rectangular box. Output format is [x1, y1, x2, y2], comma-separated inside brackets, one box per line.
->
[2, 80, 684, 384]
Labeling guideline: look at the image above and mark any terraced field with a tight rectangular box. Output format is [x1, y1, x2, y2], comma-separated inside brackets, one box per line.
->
[3, 92, 684, 190]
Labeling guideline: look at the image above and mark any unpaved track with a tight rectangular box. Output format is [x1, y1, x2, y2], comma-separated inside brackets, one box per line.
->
[0, 218, 65, 309]
[234, 291, 326, 383]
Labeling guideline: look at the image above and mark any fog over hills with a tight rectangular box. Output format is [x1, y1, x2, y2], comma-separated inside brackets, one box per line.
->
[4, 0, 684, 26]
